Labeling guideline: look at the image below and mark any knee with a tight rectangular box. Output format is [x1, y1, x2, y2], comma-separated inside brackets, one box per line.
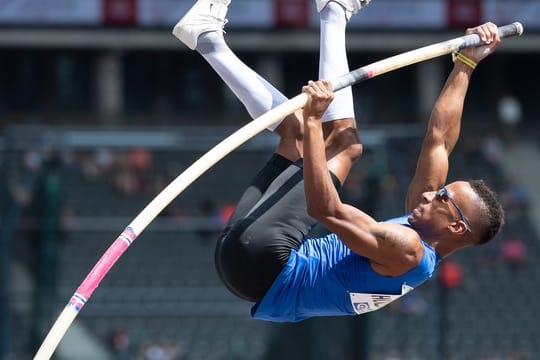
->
[275, 112, 304, 141]
[342, 138, 363, 162]
[339, 132, 363, 162]
[324, 122, 363, 162]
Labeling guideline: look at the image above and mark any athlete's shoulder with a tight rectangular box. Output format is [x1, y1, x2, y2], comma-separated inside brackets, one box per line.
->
[370, 221, 424, 276]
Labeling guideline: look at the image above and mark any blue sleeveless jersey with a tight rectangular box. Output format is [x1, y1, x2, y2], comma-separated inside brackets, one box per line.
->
[251, 214, 441, 322]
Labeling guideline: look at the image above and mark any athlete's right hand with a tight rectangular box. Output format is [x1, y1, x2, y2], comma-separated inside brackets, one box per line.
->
[302, 80, 334, 121]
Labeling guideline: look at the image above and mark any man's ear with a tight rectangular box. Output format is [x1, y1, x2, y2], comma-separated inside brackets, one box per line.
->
[448, 220, 468, 236]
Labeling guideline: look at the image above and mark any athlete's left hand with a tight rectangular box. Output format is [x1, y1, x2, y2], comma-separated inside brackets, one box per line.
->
[460, 22, 501, 64]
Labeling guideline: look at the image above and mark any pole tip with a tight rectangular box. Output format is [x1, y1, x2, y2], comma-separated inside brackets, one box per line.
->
[513, 22, 524, 36]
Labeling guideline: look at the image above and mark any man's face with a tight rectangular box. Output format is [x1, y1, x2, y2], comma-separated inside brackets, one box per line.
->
[408, 181, 475, 235]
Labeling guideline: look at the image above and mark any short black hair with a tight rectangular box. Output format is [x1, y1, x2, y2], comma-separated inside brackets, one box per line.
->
[467, 179, 505, 245]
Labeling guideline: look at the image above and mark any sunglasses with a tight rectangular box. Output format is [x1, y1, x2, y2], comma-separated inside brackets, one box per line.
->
[435, 187, 472, 233]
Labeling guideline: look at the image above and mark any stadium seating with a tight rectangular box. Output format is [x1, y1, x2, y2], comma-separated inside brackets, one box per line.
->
[11, 129, 540, 359]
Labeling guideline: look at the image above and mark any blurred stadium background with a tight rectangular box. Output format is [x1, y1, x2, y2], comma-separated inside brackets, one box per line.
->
[1, 0, 540, 359]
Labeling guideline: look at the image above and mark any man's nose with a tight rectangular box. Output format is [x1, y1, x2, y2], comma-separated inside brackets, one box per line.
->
[422, 191, 436, 203]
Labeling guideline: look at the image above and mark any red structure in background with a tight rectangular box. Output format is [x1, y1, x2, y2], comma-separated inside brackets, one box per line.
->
[439, 260, 463, 289]
[447, 0, 482, 28]
[275, 0, 309, 28]
[103, 0, 137, 26]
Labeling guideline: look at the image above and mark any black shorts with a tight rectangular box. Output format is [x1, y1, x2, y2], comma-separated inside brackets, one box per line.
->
[214, 154, 340, 302]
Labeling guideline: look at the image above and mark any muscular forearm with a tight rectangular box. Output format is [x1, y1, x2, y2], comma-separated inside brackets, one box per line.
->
[405, 23, 500, 210]
[426, 21, 500, 154]
[303, 116, 341, 218]
[406, 62, 473, 209]
[425, 61, 473, 154]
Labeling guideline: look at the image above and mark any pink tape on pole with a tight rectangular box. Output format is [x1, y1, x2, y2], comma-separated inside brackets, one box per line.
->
[74, 227, 138, 301]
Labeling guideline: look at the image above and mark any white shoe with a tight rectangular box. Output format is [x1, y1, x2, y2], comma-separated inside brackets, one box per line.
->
[316, 0, 372, 20]
[172, 0, 231, 50]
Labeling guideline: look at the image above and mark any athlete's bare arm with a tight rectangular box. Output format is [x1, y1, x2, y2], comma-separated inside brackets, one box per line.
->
[302, 80, 423, 276]
[405, 22, 501, 212]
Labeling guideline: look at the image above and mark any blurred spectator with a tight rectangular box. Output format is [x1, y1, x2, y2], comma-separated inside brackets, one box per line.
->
[497, 94, 523, 143]
[23, 150, 43, 174]
[129, 147, 152, 172]
[113, 151, 138, 196]
[79, 148, 115, 181]
[110, 148, 165, 196]
[129, 147, 153, 193]
[114, 166, 139, 196]
[144, 343, 167, 360]
[95, 148, 115, 173]
[141, 339, 183, 360]
[10, 181, 33, 207]
[7, 150, 43, 207]
[501, 238, 527, 271]
[501, 182, 528, 212]
[111, 327, 133, 360]
[498, 95, 523, 126]
[58, 205, 76, 241]
[439, 260, 463, 289]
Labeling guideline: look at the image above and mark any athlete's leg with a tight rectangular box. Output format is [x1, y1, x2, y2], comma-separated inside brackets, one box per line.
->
[173, 0, 304, 161]
[217, 0, 369, 302]
[224, 0, 371, 232]
[173, 0, 364, 301]
[318, 1, 366, 183]
[319, 1, 355, 124]
[172, 0, 308, 234]
[195, 29, 305, 160]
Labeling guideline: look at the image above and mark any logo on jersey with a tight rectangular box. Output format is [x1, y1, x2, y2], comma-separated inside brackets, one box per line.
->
[349, 284, 414, 315]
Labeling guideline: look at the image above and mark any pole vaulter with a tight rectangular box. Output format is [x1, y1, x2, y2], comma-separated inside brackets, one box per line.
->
[34, 22, 523, 360]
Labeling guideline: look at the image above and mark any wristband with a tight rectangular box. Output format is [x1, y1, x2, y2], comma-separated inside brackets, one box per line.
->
[452, 51, 477, 70]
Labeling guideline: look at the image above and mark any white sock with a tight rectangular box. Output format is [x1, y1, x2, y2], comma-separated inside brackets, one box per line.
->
[196, 32, 288, 130]
[319, 2, 355, 122]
